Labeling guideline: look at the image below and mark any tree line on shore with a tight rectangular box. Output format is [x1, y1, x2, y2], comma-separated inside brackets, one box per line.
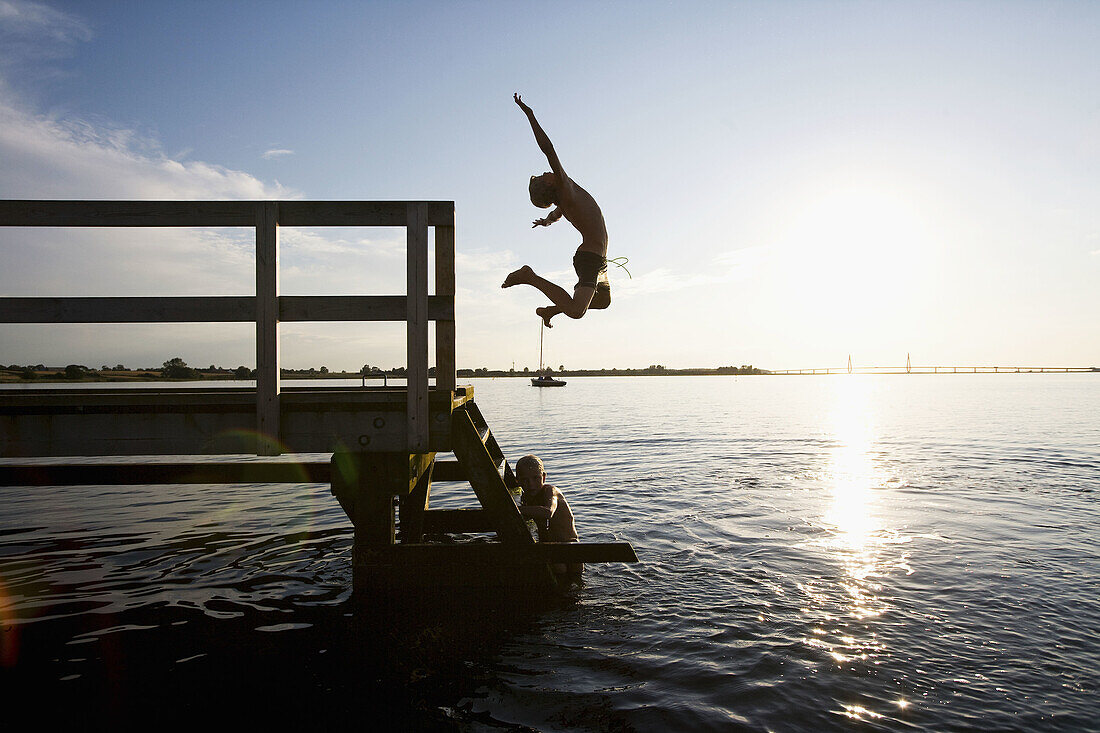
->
[458, 364, 767, 377]
[2, 358, 767, 382]
[2, 358, 255, 381]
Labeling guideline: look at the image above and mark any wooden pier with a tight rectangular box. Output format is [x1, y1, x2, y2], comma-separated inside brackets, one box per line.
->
[0, 199, 637, 592]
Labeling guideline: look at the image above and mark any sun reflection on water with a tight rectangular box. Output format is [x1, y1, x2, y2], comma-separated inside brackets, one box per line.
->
[793, 376, 922, 722]
[825, 376, 879, 559]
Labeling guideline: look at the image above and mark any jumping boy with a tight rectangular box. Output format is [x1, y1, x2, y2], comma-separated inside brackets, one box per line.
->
[502, 93, 610, 328]
[515, 454, 582, 577]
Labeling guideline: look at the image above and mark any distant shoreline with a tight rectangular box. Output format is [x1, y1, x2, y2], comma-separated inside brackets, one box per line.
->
[3, 365, 1096, 384]
[0, 365, 767, 383]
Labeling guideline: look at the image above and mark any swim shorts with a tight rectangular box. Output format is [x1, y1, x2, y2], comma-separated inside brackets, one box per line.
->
[573, 250, 610, 291]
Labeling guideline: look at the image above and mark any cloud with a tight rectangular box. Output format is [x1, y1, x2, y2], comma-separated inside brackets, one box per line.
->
[613, 245, 772, 297]
[0, 95, 297, 199]
[0, 85, 301, 299]
[0, 0, 91, 46]
[0, 0, 93, 58]
[262, 148, 294, 160]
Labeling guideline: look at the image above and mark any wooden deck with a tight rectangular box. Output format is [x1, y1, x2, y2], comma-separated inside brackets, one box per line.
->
[0, 385, 471, 457]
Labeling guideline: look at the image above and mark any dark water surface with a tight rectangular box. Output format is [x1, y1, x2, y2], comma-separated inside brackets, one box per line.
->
[2, 375, 1098, 730]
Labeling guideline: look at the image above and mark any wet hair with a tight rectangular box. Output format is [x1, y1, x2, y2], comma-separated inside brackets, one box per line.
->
[515, 454, 545, 478]
[528, 172, 557, 208]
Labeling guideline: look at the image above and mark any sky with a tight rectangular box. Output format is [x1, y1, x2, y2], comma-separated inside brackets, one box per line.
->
[0, 0, 1097, 372]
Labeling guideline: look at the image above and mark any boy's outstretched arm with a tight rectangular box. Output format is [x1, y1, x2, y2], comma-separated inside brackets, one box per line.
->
[532, 207, 564, 227]
[514, 93, 567, 182]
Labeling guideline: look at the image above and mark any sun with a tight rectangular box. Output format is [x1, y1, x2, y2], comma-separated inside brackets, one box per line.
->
[773, 184, 937, 345]
[794, 187, 927, 290]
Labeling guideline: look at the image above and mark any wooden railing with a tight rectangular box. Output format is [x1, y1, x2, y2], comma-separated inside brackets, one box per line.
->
[0, 200, 456, 453]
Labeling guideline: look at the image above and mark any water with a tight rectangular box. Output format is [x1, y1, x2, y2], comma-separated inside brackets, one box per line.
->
[2, 375, 1098, 730]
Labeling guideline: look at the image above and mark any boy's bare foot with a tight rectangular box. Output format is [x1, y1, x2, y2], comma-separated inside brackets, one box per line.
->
[536, 306, 556, 328]
[502, 265, 534, 288]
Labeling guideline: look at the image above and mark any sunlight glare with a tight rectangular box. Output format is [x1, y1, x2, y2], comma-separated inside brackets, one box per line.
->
[825, 376, 878, 554]
[776, 184, 935, 327]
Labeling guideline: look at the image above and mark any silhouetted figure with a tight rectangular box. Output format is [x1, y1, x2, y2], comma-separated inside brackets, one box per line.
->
[516, 454, 582, 579]
[502, 94, 609, 327]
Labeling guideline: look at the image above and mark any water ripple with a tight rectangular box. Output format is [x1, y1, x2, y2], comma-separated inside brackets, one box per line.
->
[3, 375, 1100, 729]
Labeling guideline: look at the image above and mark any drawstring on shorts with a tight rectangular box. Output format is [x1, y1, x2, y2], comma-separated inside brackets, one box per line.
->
[606, 256, 631, 278]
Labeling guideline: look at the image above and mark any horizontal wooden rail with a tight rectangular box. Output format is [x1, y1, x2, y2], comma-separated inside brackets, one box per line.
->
[0, 200, 454, 227]
[0, 295, 454, 323]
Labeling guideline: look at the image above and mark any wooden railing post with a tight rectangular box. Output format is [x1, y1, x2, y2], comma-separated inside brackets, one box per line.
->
[406, 203, 429, 451]
[256, 202, 280, 454]
[434, 218, 456, 393]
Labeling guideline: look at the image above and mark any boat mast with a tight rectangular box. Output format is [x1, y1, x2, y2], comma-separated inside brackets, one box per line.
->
[539, 322, 545, 373]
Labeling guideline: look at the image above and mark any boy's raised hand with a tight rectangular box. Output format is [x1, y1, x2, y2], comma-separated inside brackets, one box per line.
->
[514, 93, 531, 113]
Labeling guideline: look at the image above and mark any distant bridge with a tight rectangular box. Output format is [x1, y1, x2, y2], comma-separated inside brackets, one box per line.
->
[769, 365, 1097, 375]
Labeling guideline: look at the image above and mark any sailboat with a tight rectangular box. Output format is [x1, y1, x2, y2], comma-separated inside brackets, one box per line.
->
[531, 322, 566, 387]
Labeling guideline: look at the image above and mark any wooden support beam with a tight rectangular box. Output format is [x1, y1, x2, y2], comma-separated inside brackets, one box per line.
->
[406, 202, 429, 451]
[329, 452, 428, 550]
[330, 452, 435, 499]
[255, 202, 280, 455]
[330, 451, 435, 548]
[434, 223, 456, 393]
[398, 459, 434, 543]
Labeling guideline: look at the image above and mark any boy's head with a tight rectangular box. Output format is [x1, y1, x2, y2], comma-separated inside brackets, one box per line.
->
[515, 454, 546, 493]
[528, 172, 558, 208]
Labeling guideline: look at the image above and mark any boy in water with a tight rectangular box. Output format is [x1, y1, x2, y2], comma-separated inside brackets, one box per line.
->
[502, 93, 610, 328]
[515, 454, 582, 577]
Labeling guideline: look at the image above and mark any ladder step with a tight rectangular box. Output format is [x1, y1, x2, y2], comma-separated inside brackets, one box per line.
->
[464, 404, 510, 471]
[450, 408, 533, 545]
[365, 542, 639, 565]
[437, 454, 510, 487]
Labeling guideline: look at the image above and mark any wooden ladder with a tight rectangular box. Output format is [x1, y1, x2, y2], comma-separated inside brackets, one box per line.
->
[334, 400, 637, 590]
[447, 401, 533, 545]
